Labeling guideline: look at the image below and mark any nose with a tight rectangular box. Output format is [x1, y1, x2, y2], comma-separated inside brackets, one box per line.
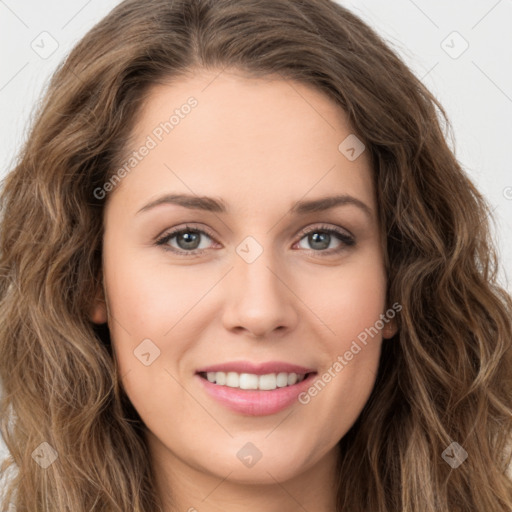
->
[220, 248, 299, 339]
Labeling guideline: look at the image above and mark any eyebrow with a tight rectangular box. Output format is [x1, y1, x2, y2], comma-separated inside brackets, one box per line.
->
[136, 193, 373, 219]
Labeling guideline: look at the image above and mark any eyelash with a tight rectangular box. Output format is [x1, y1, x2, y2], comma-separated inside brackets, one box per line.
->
[155, 223, 356, 258]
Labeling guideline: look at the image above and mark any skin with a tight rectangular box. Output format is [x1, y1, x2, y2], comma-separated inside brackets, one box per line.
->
[90, 68, 397, 512]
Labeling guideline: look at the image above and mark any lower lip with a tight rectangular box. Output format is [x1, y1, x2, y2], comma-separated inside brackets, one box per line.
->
[196, 373, 317, 416]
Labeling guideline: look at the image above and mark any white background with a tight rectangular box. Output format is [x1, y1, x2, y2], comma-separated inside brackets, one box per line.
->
[1, 0, 511, 484]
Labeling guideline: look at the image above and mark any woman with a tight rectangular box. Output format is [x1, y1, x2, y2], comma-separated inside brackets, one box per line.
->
[1, 0, 511, 510]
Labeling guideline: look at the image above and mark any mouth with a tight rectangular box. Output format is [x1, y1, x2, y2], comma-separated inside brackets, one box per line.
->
[195, 362, 317, 416]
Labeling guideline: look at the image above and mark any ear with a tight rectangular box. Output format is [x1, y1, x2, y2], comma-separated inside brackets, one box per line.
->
[90, 274, 108, 325]
[382, 318, 398, 339]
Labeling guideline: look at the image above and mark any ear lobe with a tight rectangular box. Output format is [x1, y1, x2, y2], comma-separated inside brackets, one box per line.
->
[90, 299, 108, 324]
[382, 318, 398, 339]
[90, 278, 108, 325]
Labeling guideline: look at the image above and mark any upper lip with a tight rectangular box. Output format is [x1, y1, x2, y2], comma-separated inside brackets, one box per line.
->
[196, 361, 316, 375]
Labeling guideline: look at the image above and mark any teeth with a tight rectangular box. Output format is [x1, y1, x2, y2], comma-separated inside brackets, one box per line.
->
[239, 373, 259, 390]
[287, 373, 298, 385]
[276, 372, 288, 387]
[203, 371, 308, 390]
[259, 373, 276, 390]
[215, 372, 226, 385]
[226, 372, 239, 387]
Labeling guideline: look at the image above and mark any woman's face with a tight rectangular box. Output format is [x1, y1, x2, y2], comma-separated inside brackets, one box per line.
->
[91, 69, 396, 489]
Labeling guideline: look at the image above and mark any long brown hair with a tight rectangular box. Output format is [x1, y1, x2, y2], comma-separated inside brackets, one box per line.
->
[1, 0, 511, 510]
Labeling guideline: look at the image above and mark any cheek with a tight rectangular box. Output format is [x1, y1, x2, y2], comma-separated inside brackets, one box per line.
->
[103, 241, 215, 337]
[102, 244, 225, 410]
[295, 253, 386, 430]
[103, 255, 203, 430]
[304, 252, 387, 348]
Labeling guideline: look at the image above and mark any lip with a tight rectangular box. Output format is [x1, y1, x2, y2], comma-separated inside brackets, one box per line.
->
[195, 361, 317, 416]
[195, 360, 316, 375]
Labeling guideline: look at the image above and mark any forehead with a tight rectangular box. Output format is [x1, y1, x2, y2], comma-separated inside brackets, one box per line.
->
[108, 69, 375, 217]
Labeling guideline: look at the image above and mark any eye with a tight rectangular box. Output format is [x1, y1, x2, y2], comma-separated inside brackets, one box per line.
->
[294, 224, 355, 255]
[155, 223, 355, 257]
[155, 224, 217, 255]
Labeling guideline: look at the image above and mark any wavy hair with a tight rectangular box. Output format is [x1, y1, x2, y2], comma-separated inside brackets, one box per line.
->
[1, 0, 511, 510]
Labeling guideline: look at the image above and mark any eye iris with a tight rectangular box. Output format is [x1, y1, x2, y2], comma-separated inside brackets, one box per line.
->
[309, 232, 330, 250]
[177, 231, 201, 250]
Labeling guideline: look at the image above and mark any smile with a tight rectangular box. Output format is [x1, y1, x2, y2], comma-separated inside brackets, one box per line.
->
[195, 361, 317, 416]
